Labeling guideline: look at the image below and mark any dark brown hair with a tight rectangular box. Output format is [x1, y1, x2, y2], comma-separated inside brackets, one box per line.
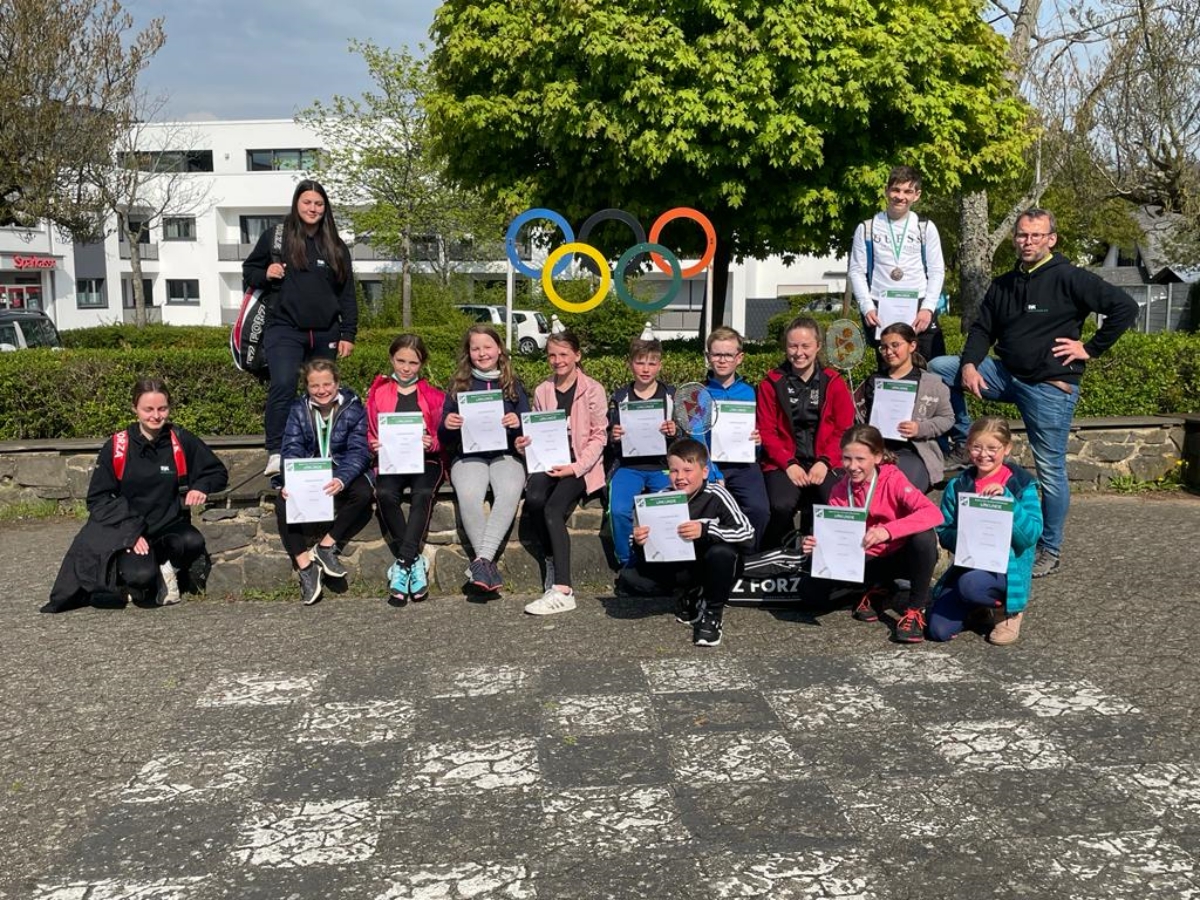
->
[887, 165, 922, 191]
[301, 358, 340, 383]
[284, 179, 348, 283]
[667, 437, 709, 467]
[841, 424, 898, 465]
[782, 315, 822, 346]
[389, 333, 428, 363]
[879, 322, 927, 370]
[628, 337, 663, 360]
[132, 377, 170, 407]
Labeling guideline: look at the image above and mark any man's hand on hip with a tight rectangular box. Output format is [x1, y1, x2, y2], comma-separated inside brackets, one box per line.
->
[1052, 338, 1090, 366]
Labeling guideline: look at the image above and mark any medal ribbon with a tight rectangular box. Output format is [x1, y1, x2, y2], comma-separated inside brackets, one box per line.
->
[886, 214, 910, 266]
[848, 471, 878, 514]
[313, 409, 333, 459]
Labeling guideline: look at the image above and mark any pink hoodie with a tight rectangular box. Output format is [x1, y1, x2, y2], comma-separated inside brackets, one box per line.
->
[531, 369, 609, 495]
[365, 375, 446, 462]
[827, 462, 943, 557]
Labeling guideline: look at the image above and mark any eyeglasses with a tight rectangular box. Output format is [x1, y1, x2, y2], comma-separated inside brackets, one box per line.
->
[1014, 232, 1053, 242]
[706, 352, 740, 361]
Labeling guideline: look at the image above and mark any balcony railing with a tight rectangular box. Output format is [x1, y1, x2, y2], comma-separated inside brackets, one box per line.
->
[118, 243, 159, 261]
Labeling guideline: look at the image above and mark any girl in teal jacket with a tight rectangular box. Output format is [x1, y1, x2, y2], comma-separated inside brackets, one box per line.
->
[929, 416, 1043, 645]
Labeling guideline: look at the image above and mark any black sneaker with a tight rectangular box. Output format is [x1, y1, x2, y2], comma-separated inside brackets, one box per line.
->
[485, 558, 504, 592]
[894, 607, 926, 643]
[944, 443, 971, 471]
[852, 586, 889, 622]
[1031, 548, 1060, 579]
[693, 611, 723, 647]
[298, 564, 323, 606]
[311, 543, 347, 579]
[469, 558, 492, 591]
[675, 587, 703, 625]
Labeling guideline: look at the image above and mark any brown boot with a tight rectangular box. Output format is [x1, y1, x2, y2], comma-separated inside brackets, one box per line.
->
[988, 611, 1023, 646]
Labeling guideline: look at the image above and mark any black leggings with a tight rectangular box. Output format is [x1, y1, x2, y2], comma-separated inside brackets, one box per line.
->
[115, 521, 207, 590]
[618, 541, 743, 614]
[809, 528, 939, 611]
[375, 460, 445, 563]
[274, 474, 375, 562]
[764, 466, 837, 549]
[523, 472, 587, 588]
[894, 447, 931, 493]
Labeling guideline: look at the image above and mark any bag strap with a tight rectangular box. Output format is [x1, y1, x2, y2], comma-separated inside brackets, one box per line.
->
[270, 223, 283, 262]
[112, 428, 188, 484]
[864, 215, 928, 291]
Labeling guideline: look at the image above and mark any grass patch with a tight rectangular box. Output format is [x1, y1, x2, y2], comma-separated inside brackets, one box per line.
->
[0, 499, 84, 522]
[1108, 463, 1186, 494]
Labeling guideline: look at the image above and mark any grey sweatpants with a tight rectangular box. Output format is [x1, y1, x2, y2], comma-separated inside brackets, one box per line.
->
[450, 454, 526, 561]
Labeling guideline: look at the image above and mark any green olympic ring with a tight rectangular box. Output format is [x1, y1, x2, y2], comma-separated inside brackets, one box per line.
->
[614, 243, 682, 313]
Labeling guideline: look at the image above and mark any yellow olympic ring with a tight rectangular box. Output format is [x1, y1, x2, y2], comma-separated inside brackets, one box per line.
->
[541, 242, 612, 313]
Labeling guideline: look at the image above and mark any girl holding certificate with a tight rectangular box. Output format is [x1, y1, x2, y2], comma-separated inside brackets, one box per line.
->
[854, 323, 953, 492]
[758, 315, 855, 549]
[274, 360, 373, 606]
[366, 334, 446, 605]
[517, 331, 609, 616]
[439, 324, 530, 594]
[801, 425, 943, 643]
[928, 417, 1043, 645]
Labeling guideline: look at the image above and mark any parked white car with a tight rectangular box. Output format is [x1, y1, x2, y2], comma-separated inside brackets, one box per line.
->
[455, 305, 550, 354]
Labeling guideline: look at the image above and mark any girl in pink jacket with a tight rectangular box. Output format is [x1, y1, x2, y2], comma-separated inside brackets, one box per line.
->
[803, 424, 943, 643]
[366, 334, 446, 605]
[516, 330, 609, 616]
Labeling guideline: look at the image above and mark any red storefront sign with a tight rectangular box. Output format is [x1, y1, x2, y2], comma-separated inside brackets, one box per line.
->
[9, 255, 58, 270]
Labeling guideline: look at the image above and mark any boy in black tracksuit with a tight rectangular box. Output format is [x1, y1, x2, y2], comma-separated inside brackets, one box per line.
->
[616, 439, 754, 647]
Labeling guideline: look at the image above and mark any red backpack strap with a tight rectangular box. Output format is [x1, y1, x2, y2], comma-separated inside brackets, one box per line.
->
[112, 431, 128, 481]
[170, 429, 188, 481]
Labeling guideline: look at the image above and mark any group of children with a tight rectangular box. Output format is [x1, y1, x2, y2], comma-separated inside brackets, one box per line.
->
[263, 314, 1042, 650]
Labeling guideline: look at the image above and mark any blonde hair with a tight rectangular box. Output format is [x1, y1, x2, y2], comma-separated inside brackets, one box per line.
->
[707, 326, 743, 352]
[966, 416, 1013, 446]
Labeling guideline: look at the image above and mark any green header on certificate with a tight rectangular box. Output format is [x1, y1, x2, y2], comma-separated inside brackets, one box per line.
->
[525, 411, 566, 424]
[379, 413, 424, 426]
[715, 401, 755, 414]
[877, 380, 918, 394]
[883, 289, 920, 299]
[638, 493, 688, 508]
[816, 508, 868, 522]
[461, 390, 503, 404]
[963, 496, 1015, 512]
[288, 460, 332, 472]
[624, 400, 664, 412]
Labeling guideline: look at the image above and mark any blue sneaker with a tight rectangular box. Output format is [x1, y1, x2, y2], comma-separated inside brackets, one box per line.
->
[409, 556, 429, 602]
[388, 559, 410, 605]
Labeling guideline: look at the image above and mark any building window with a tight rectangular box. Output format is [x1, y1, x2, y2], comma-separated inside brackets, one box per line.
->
[122, 278, 154, 308]
[76, 278, 106, 308]
[163, 217, 196, 241]
[246, 148, 323, 171]
[119, 215, 152, 244]
[240, 215, 284, 245]
[166, 279, 200, 304]
[117, 150, 214, 172]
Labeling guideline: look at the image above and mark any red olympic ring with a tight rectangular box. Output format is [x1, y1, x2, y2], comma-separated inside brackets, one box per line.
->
[648, 208, 716, 278]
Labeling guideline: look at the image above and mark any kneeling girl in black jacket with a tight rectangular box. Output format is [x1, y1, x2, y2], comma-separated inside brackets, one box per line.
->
[46, 377, 228, 612]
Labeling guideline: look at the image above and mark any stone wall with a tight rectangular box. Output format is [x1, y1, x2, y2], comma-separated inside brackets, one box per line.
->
[0, 415, 1190, 599]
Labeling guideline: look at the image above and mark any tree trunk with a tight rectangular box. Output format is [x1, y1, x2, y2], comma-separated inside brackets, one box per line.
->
[706, 237, 733, 337]
[128, 236, 146, 328]
[957, 191, 993, 329]
[401, 230, 412, 329]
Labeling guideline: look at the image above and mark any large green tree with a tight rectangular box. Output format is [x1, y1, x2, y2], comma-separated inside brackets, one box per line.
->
[0, 0, 164, 233]
[299, 41, 504, 328]
[427, 0, 1030, 330]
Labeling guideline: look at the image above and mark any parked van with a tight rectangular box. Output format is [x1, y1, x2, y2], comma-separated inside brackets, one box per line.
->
[0, 311, 63, 351]
[455, 305, 550, 354]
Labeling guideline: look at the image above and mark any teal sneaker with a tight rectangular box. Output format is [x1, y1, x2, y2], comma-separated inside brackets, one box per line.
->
[387, 560, 410, 606]
[409, 556, 429, 601]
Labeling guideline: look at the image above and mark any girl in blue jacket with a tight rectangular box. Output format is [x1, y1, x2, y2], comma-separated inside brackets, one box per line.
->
[928, 416, 1043, 645]
[274, 359, 373, 606]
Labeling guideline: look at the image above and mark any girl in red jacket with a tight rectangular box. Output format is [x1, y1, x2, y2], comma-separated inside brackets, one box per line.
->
[802, 425, 944, 643]
[366, 334, 446, 605]
[757, 315, 855, 549]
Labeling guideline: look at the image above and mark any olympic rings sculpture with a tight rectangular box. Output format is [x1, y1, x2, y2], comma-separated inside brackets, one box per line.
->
[504, 206, 716, 314]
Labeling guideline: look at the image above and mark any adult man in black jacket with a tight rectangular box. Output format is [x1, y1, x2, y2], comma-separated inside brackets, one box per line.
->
[929, 208, 1137, 578]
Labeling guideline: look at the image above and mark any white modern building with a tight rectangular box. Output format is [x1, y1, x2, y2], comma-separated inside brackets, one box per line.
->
[22, 118, 849, 340]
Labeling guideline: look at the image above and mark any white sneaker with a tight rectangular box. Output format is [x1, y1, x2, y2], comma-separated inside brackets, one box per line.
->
[264, 453, 282, 476]
[525, 587, 576, 616]
[158, 562, 181, 606]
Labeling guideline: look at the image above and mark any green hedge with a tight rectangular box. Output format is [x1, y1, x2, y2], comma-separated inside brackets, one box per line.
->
[1, 324, 1196, 440]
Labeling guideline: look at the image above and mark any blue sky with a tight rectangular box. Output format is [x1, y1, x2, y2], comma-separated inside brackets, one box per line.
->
[123, 0, 442, 121]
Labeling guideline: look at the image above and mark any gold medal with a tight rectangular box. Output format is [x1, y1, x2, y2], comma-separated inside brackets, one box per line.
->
[891, 267, 904, 280]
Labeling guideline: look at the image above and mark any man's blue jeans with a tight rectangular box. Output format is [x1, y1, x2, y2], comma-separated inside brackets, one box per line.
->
[928, 355, 1079, 556]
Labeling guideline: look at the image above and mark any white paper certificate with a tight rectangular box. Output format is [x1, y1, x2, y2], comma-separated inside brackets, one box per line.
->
[521, 410, 571, 473]
[811, 505, 868, 582]
[711, 400, 756, 463]
[459, 389, 508, 453]
[377, 412, 425, 475]
[868, 378, 919, 441]
[876, 289, 920, 338]
[620, 399, 668, 459]
[954, 493, 1014, 574]
[634, 491, 696, 562]
[284, 459, 334, 524]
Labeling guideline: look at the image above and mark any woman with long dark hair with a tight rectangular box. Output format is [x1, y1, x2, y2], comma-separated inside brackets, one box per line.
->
[244, 179, 358, 476]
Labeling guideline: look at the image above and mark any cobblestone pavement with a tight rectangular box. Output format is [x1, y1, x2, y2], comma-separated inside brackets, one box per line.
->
[2, 494, 1198, 899]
